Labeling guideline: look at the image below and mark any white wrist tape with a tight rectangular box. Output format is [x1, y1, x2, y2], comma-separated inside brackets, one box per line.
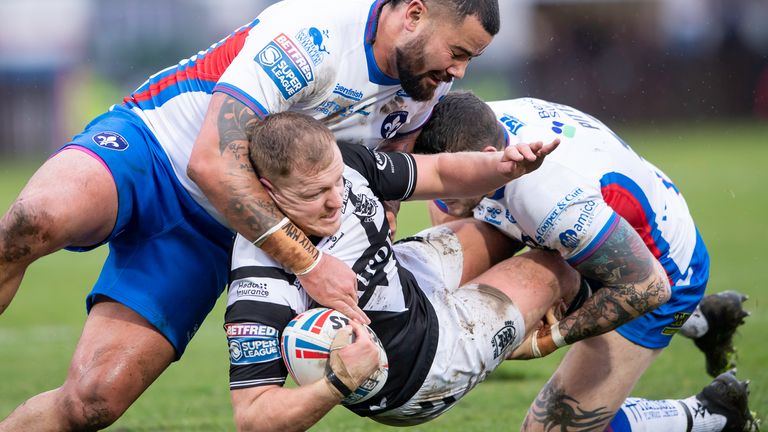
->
[530, 329, 542, 358]
[252, 217, 290, 247]
[550, 324, 567, 348]
[295, 250, 323, 276]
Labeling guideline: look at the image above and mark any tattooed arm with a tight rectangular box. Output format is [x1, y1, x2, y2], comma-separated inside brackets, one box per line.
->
[510, 217, 670, 359]
[188, 93, 367, 323]
[559, 218, 671, 343]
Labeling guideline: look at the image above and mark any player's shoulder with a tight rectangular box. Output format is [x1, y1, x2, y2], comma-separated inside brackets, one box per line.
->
[254, 0, 373, 41]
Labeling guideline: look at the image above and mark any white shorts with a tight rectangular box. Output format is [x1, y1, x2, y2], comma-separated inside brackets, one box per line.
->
[372, 226, 526, 426]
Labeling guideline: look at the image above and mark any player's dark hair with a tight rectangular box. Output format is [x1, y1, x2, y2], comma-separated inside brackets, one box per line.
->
[384, 0, 500, 35]
[248, 112, 336, 179]
[414, 90, 503, 155]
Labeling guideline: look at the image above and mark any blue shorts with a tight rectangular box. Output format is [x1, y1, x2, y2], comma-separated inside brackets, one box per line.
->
[62, 104, 233, 358]
[615, 229, 709, 349]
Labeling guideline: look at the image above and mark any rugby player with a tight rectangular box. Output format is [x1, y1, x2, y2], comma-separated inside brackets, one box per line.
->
[417, 91, 757, 432]
[224, 111, 573, 430]
[0, 1, 499, 429]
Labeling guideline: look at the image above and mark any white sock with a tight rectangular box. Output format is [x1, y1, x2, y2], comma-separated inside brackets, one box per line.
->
[610, 396, 726, 432]
[682, 395, 727, 432]
[680, 306, 709, 338]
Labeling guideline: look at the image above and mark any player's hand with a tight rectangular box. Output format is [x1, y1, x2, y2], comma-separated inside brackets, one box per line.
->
[497, 138, 560, 180]
[508, 324, 560, 360]
[298, 254, 370, 325]
[327, 322, 381, 393]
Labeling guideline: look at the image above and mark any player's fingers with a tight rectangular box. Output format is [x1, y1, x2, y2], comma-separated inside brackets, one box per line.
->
[338, 301, 370, 325]
[515, 142, 539, 161]
[538, 138, 561, 156]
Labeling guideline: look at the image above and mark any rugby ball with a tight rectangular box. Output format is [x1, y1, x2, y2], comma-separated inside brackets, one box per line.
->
[281, 308, 389, 405]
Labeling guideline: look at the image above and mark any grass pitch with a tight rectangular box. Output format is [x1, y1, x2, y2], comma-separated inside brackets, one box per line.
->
[0, 120, 766, 430]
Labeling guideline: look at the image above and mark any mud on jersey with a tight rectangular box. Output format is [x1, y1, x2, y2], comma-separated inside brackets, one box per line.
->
[226, 143, 438, 417]
[121, 0, 449, 226]
[476, 98, 706, 288]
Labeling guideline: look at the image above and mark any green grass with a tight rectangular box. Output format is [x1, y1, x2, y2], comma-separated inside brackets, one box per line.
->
[1, 120, 767, 430]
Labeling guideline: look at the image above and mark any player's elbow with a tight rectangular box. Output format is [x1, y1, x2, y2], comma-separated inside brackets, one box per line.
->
[645, 267, 672, 313]
[187, 150, 215, 193]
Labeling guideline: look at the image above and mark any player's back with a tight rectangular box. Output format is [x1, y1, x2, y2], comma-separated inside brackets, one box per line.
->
[481, 98, 701, 284]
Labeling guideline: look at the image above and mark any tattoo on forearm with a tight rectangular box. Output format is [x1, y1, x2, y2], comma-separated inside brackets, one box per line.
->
[217, 96, 259, 160]
[216, 96, 282, 235]
[526, 379, 613, 431]
[283, 223, 320, 260]
[562, 218, 667, 343]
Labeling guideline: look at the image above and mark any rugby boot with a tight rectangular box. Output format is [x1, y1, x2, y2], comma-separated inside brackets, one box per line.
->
[695, 370, 759, 432]
[694, 291, 750, 377]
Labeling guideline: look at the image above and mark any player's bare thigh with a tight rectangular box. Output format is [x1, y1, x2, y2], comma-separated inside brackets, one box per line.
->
[438, 218, 521, 284]
[522, 330, 660, 432]
[469, 249, 580, 332]
[2, 148, 118, 257]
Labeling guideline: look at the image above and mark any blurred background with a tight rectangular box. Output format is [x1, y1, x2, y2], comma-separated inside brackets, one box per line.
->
[1, 0, 766, 158]
[1, 1, 767, 429]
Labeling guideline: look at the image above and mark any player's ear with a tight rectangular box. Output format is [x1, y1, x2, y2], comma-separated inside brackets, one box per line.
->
[482, 145, 498, 153]
[404, 0, 426, 31]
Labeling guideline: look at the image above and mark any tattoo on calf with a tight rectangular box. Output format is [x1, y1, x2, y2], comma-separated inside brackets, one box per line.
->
[528, 379, 614, 431]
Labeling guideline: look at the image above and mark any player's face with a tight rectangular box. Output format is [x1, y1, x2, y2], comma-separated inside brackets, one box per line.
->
[439, 197, 484, 218]
[396, 14, 492, 101]
[269, 144, 345, 237]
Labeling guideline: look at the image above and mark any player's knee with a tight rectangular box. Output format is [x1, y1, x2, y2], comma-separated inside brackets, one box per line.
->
[0, 200, 55, 266]
[59, 375, 130, 430]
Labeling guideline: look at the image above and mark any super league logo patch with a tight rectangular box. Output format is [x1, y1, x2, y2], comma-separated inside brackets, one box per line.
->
[256, 33, 314, 100]
[92, 132, 129, 151]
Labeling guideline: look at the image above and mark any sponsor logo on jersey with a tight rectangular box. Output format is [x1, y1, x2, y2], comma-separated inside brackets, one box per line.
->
[226, 323, 280, 365]
[571, 200, 597, 233]
[559, 229, 580, 249]
[551, 121, 576, 138]
[357, 244, 392, 287]
[381, 111, 408, 138]
[661, 312, 691, 336]
[332, 84, 363, 102]
[233, 280, 269, 298]
[483, 206, 503, 226]
[551, 102, 601, 130]
[536, 188, 585, 243]
[395, 89, 410, 98]
[92, 132, 129, 151]
[374, 152, 393, 172]
[256, 33, 314, 100]
[528, 99, 560, 119]
[499, 113, 525, 136]
[504, 209, 516, 224]
[341, 178, 352, 214]
[492, 320, 517, 359]
[296, 27, 329, 66]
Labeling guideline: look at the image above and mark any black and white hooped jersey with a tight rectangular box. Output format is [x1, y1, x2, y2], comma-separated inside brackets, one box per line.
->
[226, 143, 438, 417]
[121, 0, 450, 227]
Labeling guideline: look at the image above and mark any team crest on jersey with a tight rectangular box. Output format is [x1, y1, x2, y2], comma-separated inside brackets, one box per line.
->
[255, 33, 314, 100]
[491, 321, 517, 359]
[559, 229, 580, 249]
[353, 193, 378, 219]
[341, 178, 352, 214]
[92, 132, 129, 151]
[296, 27, 330, 66]
[499, 113, 525, 136]
[226, 323, 281, 365]
[380, 111, 408, 138]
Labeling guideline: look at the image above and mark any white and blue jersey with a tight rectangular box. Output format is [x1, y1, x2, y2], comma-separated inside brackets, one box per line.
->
[472, 98, 709, 348]
[123, 0, 449, 225]
[63, 0, 447, 357]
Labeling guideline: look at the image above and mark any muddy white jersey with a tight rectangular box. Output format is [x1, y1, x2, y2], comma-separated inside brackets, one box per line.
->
[121, 0, 449, 226]
[226, 143, 438, 416]
[475, 98, 701, 286]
